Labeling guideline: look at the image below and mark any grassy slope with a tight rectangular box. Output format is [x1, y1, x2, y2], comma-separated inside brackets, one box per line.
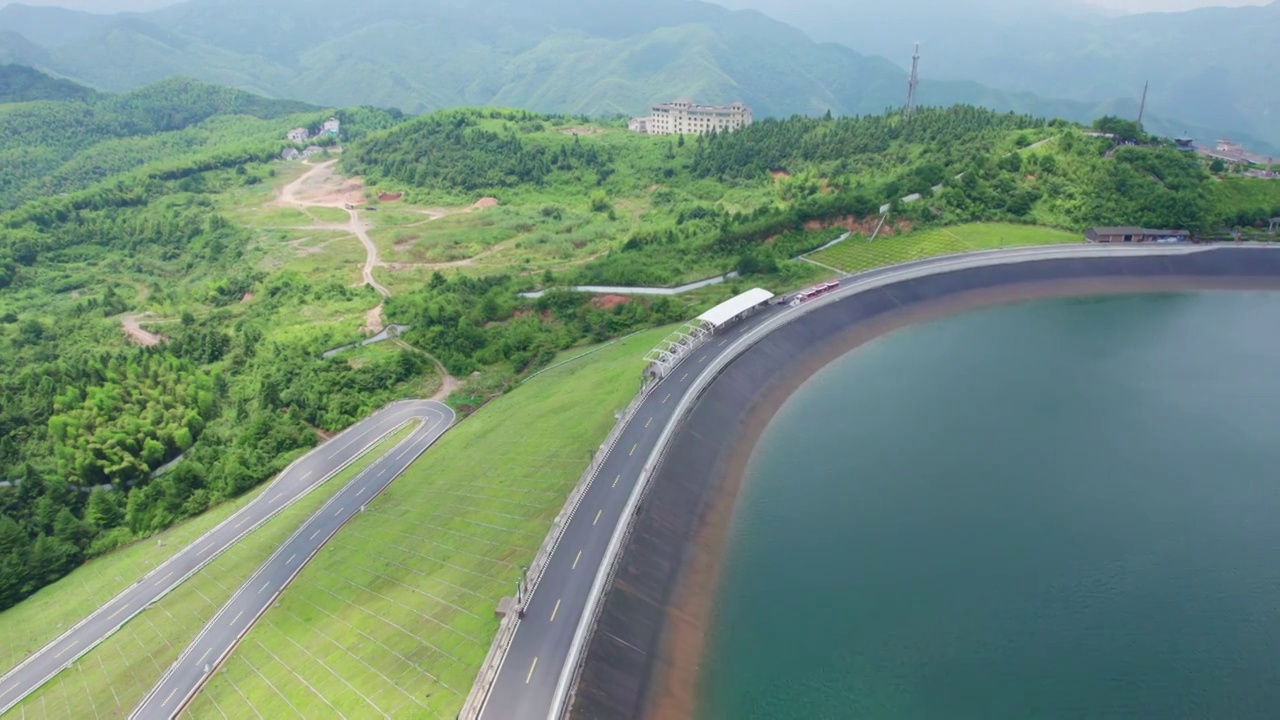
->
[0, 485, 269, 673]
[184, 326, 671, 719]
[4, 423, 418, 719]
[810, 222, 1082, 274]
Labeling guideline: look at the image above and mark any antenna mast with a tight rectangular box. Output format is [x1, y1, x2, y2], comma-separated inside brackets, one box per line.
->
[1137, 80, 1148, 126]
[905, 43, 920, 120]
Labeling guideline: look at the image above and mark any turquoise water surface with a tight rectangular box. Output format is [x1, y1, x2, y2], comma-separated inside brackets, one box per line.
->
[699, 292, 1280, 720]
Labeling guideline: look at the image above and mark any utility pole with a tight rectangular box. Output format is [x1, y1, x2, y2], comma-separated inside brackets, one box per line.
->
[904, 43, 920, 120]
[1137, 80, 1148, 126]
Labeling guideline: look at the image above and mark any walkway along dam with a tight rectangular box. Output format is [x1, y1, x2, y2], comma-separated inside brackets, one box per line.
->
[534, 244, 1280, 720]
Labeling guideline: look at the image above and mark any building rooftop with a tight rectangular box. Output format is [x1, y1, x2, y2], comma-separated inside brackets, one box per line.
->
[697, 288, 775, 328]
[1091, 226, 1145, 235]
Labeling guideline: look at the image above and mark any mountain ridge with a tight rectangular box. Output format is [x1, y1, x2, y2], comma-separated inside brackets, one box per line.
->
[0, 0, 1273, 153]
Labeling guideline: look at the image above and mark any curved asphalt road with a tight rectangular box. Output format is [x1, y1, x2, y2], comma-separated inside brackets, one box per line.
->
[132, 400, 453, 719]
[0, 399, 451, 718]
[476, 243, 1234, 720]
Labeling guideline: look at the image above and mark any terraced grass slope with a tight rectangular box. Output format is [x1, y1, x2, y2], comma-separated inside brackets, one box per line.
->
[182, 327, 670, 719]
[809, 223, 1082, 275]
[1, 424, 418, 719]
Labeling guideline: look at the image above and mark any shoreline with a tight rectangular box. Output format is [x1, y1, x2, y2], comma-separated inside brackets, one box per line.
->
[643, 275, 1280, 719]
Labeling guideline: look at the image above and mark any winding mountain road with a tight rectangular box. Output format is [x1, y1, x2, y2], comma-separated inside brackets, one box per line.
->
[132, 401, 453, 719]
[0, 400, 452, 717]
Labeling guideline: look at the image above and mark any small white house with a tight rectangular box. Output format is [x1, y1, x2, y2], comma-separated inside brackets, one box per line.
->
[286, 127, 310, 143]
[321, 118, 341, 136]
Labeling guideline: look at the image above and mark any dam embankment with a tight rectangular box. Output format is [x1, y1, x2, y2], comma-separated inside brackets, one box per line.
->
[567, 247, 1280, 720]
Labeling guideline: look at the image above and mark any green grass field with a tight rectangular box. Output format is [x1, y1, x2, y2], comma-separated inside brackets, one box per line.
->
[308, 207, 351, 224]
[3, 424, 418, 719]
[808, 223, 1082, 275]
[183, 327, 671, 719]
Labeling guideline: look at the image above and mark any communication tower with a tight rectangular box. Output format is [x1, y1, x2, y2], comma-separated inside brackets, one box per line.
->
[1137, 80, 1148, 126]
[905, 43, 921, 120]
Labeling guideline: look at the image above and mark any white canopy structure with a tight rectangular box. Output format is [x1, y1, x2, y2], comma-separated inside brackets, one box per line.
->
[644, 288, 776, 379]
[697, 288, 775, 329]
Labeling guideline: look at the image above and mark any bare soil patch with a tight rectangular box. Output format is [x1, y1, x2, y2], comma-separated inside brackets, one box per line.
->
[472, 197, 499, 211]
[279, 160, 365, 208]
[590, 294, 630, 310]
[377, 192, 403, 202]
[121, 313, 167, 347]
[804, 215, 912, 237]
[362, 305, 386, 335]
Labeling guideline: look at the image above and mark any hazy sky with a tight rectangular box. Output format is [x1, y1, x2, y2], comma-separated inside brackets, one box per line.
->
[0, 0, 1273, 13]
[1092, 0, 1268, 10]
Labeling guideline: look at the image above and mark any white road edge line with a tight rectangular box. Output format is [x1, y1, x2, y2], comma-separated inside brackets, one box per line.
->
[539, 243, 1233, 720]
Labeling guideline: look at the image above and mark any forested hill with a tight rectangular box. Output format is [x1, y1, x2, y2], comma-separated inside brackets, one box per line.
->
[0, 63, 95, 102]
[0, 77, 319, 210]
[0, 96, 412, 610]
[0, 0, 1181, 134]
[347, 107, 1280, 287]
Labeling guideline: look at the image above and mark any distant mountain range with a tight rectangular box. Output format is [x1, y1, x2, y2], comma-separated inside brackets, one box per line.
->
[0, 61, 94, 101]
[0, 0, 1273, 153]
[715, 0, 1280, 154]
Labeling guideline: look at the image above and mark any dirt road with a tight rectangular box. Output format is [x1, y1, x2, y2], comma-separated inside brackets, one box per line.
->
[279, 161, 389, 297]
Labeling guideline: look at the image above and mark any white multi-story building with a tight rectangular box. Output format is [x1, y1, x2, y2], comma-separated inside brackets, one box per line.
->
[639, 99, 752, 136]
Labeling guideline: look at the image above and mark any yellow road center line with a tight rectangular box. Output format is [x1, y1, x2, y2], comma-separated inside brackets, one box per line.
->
[259, 582, 271, 594]
[199, 543, 215, 555]
[310, 529, 321, 541]
[54, 642, 77, 659]
[106, 605, 127, 621]
[629, 444, 637, 456]
[699, 355, 708, 363]
[162, 688, 178, 707]
[287, 554, 297, 564]
[645, 417, 653, 428]
[593, 510, 602, 526]
[235, 517, 248, 529]
[550, 599, 561, 623]
[0, 686, 11, 700]
[613, 475, 620, 488]
[680, 373, 689, 381]
[156, 571, 174, 586]
[334, 507, 345, 517]
[663, 394, 671, 404]
[572, 551, 582, 569]
[230, 611, 244, 626]
[526, 657, 538, 684]
[200, 647, 212, 663]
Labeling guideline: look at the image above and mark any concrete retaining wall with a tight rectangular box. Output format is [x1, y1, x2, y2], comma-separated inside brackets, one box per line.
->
[566, 247, 1280, 720]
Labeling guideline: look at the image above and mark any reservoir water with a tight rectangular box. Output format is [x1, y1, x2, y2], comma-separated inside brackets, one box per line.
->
[697, 292, 1280, 720]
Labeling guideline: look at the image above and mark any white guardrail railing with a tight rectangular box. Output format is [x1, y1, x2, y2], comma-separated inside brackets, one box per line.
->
[544, 242, 1252, 719]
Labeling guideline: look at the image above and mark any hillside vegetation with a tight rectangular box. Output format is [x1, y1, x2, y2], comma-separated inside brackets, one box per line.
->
[4, 87, 1279, 623]
[0, 0, 1184, 132]
[0, 75, 318, 210]
[0, 87, 424, 610]
[0, 63, 95, 102]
